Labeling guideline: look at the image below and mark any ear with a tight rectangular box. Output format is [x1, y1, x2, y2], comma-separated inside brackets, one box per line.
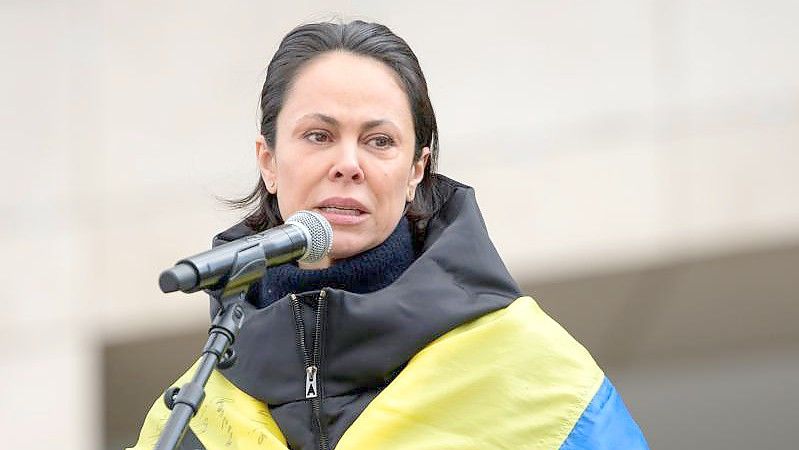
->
[256, 135, 277, 194]
[407, 147, 431, 202]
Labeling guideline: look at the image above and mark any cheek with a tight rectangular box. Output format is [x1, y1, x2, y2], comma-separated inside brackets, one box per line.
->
[274, 165, 314, 217]
[374, 170, 409, 224]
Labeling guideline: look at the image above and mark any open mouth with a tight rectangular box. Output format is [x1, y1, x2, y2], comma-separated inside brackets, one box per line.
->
[315, 198, 369, 225]
[318, 206, 363, 216]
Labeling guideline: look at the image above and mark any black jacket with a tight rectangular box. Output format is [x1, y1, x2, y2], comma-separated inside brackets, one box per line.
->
[202, 176, 521, 449]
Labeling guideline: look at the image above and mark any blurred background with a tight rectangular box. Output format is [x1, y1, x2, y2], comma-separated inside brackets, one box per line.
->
[2, 1, 798, 449]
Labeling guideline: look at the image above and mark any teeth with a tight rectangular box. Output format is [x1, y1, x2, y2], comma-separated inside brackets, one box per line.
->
[320, 206, 361, 216]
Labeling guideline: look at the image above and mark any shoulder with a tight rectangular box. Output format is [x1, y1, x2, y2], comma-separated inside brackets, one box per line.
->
[128, 360, 287, 449]
[212, 220, 257, 247]
[337, 297, 649, 450]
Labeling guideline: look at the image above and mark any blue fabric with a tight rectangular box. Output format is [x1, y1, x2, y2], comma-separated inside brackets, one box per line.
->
[559, 377, 649, 450]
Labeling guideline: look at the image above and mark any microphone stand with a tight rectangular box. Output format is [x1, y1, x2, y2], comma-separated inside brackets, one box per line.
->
[154, 244, 268, 450]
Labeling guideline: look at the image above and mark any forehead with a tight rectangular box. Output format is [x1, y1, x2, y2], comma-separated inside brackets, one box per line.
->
[279, 51, 413, 129]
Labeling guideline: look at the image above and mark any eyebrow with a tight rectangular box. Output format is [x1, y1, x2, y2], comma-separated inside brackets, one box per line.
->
[297, 113, 398, 132]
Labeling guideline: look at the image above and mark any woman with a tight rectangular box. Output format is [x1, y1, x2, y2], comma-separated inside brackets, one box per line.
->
[131, 20, 648, 450]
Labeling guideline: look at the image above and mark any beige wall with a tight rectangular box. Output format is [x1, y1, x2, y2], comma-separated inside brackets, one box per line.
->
[2, 1, 797, 448]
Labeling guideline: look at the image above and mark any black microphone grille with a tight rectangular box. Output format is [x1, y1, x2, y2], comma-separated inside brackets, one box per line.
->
[285, 210, 333, 263]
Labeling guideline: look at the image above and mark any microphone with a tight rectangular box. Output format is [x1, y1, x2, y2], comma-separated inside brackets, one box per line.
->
[159, 210, 333, 294]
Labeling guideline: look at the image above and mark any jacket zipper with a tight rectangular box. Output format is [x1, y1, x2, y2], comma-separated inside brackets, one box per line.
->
[290, 290, 329, 450]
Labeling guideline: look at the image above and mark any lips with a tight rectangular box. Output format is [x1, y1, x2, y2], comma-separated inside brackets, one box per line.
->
[315, 197, 369, 225]
[317, 197, 368, 212]
[319, 206, 362, 216]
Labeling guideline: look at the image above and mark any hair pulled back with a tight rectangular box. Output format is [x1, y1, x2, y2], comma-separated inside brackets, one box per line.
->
[230, 20, 441, 236]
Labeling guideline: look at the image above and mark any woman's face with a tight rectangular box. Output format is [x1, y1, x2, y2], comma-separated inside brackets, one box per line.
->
[257, 51, 429, 269]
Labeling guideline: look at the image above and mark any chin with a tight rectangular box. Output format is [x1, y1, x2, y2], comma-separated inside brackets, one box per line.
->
[329, 236, 373, 261]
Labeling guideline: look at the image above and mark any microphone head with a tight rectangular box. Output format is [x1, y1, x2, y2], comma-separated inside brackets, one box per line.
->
[285, 210, 333, 263]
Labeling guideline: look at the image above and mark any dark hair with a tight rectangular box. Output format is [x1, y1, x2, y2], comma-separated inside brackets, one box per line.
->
[228, 20, 442, 239]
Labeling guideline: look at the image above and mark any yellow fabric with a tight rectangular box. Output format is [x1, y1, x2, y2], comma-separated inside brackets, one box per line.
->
[128, 359, 287, 449]
[336, 296, 604, 450]
[130, 297, 603, 449]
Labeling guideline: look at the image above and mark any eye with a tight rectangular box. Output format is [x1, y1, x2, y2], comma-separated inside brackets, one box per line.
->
[366, 135, 395, 150]
[304, 131, 332, 144]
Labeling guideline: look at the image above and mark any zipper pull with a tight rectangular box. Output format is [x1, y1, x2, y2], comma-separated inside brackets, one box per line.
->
[305, 365, 318, 398]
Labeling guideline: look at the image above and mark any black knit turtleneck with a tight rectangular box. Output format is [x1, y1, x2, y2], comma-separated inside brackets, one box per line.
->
[252, 216, 415, 309]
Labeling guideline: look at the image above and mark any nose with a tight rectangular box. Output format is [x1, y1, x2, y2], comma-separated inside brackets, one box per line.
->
[327, 141, 364, 183]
